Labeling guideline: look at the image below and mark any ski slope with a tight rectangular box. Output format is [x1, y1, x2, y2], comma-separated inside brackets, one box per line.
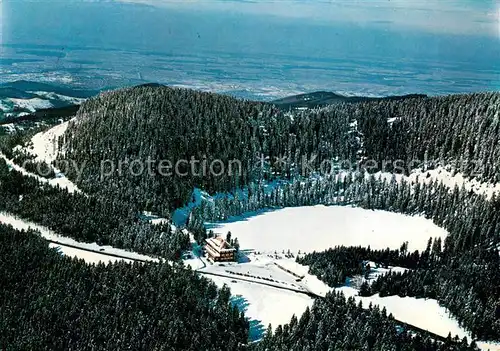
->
[21, 119, 82, 193]
[0, 152, 81, 194]
[27, 119, 73, 164]
[0, 119, 81, 193]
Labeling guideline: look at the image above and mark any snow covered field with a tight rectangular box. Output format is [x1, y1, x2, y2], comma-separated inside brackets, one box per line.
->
[0, 119, 81, 193]
[338, 286, 468, 338]
[196, 253, 331, 341]
[25, 119, 83, 193]
[0, 119, 82, 193]
[207, 273, 315, 341]
[0, 212, 158, 264]
[9, 97, 53, 112]
[48, 243, 133, 265]
[202, 248, 499, 349]
[203, 204, 500, 349]
[208, 205, 448, 254]
[336, 286, 499, 351]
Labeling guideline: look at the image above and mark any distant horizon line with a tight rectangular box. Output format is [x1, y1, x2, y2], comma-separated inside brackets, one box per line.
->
[2, 79, 500, 103]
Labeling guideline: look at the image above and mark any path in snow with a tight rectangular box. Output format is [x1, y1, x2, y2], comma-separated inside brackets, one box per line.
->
[1, 152, 81, 194]
[0, 212, 158, 264]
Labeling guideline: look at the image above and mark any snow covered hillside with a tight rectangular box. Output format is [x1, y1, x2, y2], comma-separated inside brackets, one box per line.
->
[374, 167, 500, 199]
[0, 119, 82, 193]
[207, 205, 448, 254]
[336, 286, 500, 351]
[0, 212, 158, 264]
[208, 275, 314, 341]
[199, 254, 331, 341]
[0, 92, 85, 119]
[26, 118, 74, 164]
[0, 151, 80, 194]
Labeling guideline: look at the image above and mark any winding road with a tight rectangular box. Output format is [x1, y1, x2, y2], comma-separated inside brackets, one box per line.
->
[47, 239, 464, 345]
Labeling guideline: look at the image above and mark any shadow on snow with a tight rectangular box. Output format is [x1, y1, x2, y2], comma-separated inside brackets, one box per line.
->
[230, 295, 267, 342]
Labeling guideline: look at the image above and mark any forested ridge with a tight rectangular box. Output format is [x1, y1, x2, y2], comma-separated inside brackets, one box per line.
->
[1, 85, 500, 349]
[60, 86, 500, 213]
[0, 224, 248, 351]
[0, 158, 189, 259]
[254, 292, 479, 351]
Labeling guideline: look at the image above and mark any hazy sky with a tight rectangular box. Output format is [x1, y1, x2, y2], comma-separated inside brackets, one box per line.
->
[114, 0, 500, 37]
[1, 0, 499, 96]
[2, 0, 500, 39]
[3, 0, 499, 51]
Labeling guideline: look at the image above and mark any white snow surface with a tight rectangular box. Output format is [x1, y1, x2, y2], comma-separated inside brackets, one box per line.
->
[0, 212, 158, 264]
[28, 91, 86, 105]
[374, 167, 500, 199]
[336, 286, 499, 351]
[8, 98, 53, 112]
[27, 119, 73, 164]
[48, 243, 133, 265]
[207, 274, 314, 341]
[476, 342, 500, 351]
[272, 258, 331, 296]
[10, 119, 82, 193]
[338, 287, 467, 338]
[208, 205, 448, 254]
[0, 151, 81, 194]
[199, 253, 331, 340]
[1, 123, 16, 133]
[141, 211, 170, 226]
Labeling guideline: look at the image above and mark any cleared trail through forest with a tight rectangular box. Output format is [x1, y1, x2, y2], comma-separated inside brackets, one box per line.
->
[41, 239, 461, 345]
[0, 211, 470, 347]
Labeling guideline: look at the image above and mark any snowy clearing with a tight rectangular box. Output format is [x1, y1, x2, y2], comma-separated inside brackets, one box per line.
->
[1, 119, 82, 193]
[199, 253, 331, 341]
[338, 286, 467, 339]
[347, 262, 409, 288]
[207, 274, 314, 341]
[207, 205, 448, 254]
[336, 286, 499, 351]
[476, 342, 500, 351]
[0, 212, 158, 264]
[28, 91, 86, 105]
[26, 119, 73, 164]
[8, 98, 53, 112]
[1, 123, 16, 134]
[374, 167, 500, 199]
[141, 211, 170, 226]
[0, 151, 81, 193]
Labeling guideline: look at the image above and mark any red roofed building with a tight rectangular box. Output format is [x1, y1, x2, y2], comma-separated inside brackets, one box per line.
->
[205, 235, 236, 262]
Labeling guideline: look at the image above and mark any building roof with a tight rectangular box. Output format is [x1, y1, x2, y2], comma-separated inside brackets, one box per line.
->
[205, 236, 236, 253]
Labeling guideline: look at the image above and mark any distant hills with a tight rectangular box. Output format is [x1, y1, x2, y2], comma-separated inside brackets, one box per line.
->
[0, 81, 427, 122]
[0, 80, 99, 99]
[0, 81, 97, 121]
[271, 91, 427, 109]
